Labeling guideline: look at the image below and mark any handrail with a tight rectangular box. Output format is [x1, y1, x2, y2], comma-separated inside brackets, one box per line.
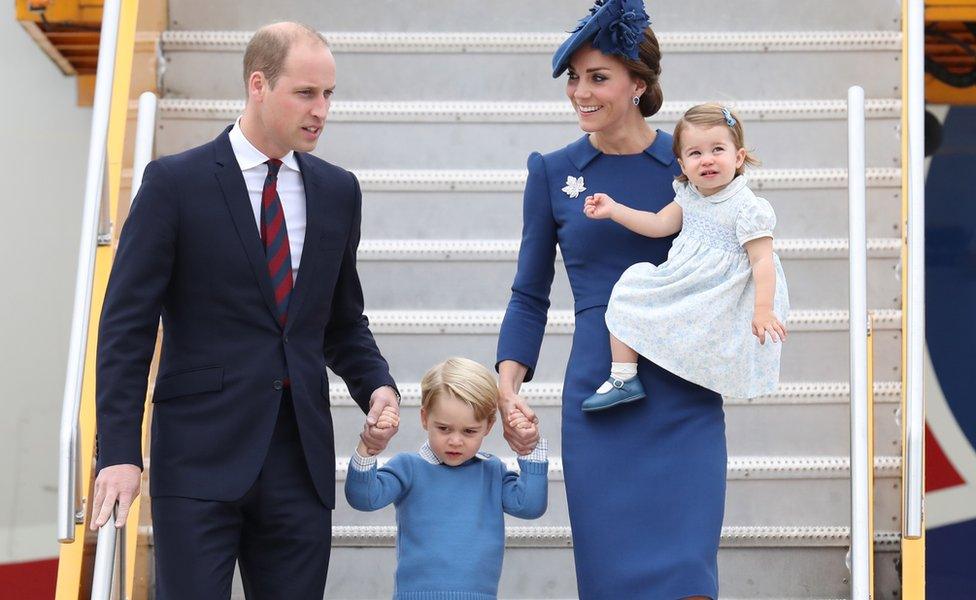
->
[847, 85, 872, 600]
[57, 0, 124, 544]
[90, 506, 126, 600]
[88, 92, 158, 600]
[904, 0, 926, 541]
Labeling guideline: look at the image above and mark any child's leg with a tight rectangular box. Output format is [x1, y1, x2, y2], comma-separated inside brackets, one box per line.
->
[610, 334, 639, 364]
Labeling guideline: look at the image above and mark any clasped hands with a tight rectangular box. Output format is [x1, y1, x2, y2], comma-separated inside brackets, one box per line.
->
[359, 386, 401, 456]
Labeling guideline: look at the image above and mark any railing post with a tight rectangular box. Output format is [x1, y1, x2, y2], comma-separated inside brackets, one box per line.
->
[848, 84, 872, 600]
[57, 0, 124, 544]
[904, 0, 926, 542]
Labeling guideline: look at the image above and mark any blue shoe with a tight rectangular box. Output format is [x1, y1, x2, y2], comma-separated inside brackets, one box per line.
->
[581, 376, 646, 412]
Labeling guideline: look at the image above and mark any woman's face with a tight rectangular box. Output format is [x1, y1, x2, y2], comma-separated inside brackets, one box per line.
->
[565, 45, 646, 134]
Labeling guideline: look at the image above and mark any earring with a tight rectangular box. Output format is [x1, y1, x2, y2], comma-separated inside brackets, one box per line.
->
[632, 96, 641, 106]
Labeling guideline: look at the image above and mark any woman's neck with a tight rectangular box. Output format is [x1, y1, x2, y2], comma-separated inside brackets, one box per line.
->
[590, 118, 656, 155]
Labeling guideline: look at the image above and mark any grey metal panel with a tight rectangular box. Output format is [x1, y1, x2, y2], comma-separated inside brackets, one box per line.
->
[169, 0, 900, 33]
[161, 50, 901, 102]
[156, 115, 902, 170]
[356, 188, 901, 240]
[354, 255, 900, 310]
[357, 328, 901, 384]
[327, 399, 901, 459]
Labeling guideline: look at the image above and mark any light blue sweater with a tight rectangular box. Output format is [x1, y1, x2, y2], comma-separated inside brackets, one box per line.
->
[344, 447, 548, 600]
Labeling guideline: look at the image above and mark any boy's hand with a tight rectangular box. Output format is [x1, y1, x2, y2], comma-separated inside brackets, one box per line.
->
[507, 408, 539, 451]
[752, 309, 788, 345]
[360, 407, 400, 456]
[583, 193, 616, 220]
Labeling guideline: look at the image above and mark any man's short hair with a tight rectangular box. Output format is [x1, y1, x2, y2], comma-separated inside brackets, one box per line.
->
[242, 22, 328, 91]
[420, 358, 499, 425]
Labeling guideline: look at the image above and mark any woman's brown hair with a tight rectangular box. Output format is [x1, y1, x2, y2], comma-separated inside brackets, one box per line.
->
[619, 28, 664, 118]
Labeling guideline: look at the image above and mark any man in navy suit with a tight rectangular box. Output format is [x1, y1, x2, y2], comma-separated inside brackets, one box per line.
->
[90, 22, 400, 598]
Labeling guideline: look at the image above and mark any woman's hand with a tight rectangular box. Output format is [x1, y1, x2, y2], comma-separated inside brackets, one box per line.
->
[583, 193, 617, 220]
[752, 308, 788, 345]
[498, 391, 539, 455]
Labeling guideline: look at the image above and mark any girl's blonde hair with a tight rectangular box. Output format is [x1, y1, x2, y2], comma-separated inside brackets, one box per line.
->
[672, 103, 760, 183]
[420, 357, 498, 425]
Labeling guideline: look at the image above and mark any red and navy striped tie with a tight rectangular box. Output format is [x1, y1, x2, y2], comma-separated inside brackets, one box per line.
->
[260, 159, 292, 327]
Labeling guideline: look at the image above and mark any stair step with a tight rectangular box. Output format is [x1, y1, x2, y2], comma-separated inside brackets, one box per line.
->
[160, 31, 900, 100]
[346, 238, 901, 310]
[160, 30, 903, 53]
[168, 0, 901, 32]
[156, 98, 901, 169]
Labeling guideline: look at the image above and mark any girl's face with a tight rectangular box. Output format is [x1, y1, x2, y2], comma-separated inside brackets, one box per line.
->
[676, 124, 747, 196]
[565, 45, 646, 134]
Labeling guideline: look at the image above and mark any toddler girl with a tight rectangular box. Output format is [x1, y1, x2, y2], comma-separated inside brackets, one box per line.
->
[581, 103, 790, 410]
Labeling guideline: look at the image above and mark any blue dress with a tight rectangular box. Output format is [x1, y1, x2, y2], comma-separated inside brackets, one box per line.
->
[497, 133, 726, 599]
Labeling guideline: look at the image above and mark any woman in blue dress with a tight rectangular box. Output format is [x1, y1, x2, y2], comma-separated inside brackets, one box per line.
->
[495, 1, 724, 598]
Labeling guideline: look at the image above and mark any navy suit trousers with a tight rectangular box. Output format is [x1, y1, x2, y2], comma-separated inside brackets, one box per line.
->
[151, 391, 332, 599]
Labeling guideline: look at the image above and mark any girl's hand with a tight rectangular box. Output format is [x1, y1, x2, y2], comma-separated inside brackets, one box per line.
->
[583, 193, 616, 220]
[752, 309, 788, 345]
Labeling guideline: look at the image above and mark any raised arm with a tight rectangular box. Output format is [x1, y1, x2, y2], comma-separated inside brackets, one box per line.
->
[583, 193, 682, 238]
[344, 452, 411, 512]
[501, 439, 549, 520]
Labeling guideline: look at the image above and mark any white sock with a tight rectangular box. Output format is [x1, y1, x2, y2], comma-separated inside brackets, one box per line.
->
[596, 362, 638, 393]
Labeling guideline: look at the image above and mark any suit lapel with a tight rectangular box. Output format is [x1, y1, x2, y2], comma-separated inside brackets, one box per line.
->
[285, 153, 322, 332]
[212, 129, 281, 326]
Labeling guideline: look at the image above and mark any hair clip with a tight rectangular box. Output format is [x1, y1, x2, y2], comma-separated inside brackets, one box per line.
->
[722, 107, 737, 127]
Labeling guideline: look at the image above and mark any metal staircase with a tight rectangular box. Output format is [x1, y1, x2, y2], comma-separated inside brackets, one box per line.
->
[147, 0, 910, 597]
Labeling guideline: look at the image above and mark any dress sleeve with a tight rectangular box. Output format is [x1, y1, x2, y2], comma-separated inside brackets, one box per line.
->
[735, 195, 777, 245]
[671, 180, 690, 208]
[495, 152, 558, 382]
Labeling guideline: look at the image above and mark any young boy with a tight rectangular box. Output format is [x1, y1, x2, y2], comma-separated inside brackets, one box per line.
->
[345, 357, 548, 599]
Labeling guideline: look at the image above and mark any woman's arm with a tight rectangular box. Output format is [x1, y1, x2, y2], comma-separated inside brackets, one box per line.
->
[744, 237, 787, 344]
[584, 194, 682, 238]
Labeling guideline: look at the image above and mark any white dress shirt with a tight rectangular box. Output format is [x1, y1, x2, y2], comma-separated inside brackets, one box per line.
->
[228, 117, 307, 280]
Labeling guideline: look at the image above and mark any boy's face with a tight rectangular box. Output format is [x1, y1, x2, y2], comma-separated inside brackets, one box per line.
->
[421, 394, 494, 467]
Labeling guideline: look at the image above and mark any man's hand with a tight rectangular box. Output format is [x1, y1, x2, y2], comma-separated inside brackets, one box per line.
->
[90, 463, 142, 530]
[361, 386, 400, 455]
[498, 392, 539, 455]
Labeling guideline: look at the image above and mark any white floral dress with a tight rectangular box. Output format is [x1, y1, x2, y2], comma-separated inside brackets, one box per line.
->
[605, 175, 790, 398]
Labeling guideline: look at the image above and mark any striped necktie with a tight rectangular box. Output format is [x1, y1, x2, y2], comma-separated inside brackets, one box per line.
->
[260, 159, 292, 327]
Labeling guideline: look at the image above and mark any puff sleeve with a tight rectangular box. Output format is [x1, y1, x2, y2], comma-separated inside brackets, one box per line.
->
[671, 180, 692, 208]
[735, 195, 777, 246]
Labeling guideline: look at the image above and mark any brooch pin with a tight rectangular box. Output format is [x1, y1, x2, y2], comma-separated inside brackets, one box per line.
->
[562, 175, 586, 198]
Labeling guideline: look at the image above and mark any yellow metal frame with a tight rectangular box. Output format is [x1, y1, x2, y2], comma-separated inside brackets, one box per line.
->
[54, 1, 145, 598]
[926, 0, 976, 21]
[901, 1, 927, 598]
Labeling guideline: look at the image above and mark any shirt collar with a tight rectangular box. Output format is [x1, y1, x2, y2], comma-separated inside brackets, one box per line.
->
[228, 116, 301, 173]
[683, 174, 749, 204]
[567, 129, 676, 171]
[418, 441, 491, 465]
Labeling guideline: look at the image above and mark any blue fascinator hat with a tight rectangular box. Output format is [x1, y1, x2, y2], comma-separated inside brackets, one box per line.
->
[551, 0, 651, 78]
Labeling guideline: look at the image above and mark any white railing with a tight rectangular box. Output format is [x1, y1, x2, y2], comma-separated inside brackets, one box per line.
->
[847, 85, 872, 600]
[57, 0, 123, 544]
[89, 92, 158, 600]
[904, 0, 926, 541]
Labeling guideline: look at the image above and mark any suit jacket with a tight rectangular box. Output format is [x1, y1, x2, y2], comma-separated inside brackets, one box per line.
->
[95, 127, 396, 508]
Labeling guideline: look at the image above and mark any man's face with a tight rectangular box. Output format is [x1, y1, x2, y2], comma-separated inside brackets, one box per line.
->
[252, 41, 336, 157]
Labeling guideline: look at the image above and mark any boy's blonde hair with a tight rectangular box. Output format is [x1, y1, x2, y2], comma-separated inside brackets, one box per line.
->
[672, 103, 760, 183]
[420, 357, 498, 425]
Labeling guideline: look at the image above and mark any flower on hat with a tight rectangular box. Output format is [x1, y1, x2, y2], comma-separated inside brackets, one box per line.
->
[572, 0, 650, 62]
